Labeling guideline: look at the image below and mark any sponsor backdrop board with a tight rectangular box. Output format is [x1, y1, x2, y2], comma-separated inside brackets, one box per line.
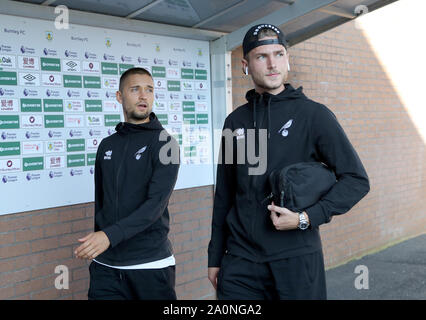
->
[0, 14, 213, 215]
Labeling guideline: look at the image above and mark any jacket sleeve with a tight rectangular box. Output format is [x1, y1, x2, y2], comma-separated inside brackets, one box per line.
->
[306, 104, 370, 228]
[102, 135, 180, 248]
[208, 118, 237, 267]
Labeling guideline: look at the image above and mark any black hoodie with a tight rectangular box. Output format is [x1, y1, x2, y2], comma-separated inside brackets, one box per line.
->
[94, 112, 180, 266]
[208, 84, 370, 266]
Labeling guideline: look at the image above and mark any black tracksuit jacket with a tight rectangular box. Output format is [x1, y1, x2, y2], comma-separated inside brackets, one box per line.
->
[94, 113, 179, 266]
[208, 84, 370, 267]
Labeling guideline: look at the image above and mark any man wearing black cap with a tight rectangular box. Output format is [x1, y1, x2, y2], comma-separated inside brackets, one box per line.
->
[207, 24, 370, 299]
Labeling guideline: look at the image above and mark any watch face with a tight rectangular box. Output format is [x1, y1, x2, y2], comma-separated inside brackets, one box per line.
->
[299, 222, 308, 230]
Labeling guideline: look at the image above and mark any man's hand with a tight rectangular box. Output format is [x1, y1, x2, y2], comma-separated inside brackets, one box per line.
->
[75, 231, 110, 260]
[208, 267, 220, 290]
[268, 202, 309, 231]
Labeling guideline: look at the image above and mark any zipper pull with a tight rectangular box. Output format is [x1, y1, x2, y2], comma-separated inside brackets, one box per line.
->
[261, 193, 274, 205]
[280, 190, 285, 208]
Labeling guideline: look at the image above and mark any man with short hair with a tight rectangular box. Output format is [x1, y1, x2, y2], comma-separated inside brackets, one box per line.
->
[75, 67, 180, 300]
[208, 24, 370, 299]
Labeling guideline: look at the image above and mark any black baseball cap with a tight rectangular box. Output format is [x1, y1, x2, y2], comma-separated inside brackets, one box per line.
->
[242, 24, 288, 57]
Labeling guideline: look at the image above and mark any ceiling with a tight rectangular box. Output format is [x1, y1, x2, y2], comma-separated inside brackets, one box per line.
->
[7, 0, 399, 48]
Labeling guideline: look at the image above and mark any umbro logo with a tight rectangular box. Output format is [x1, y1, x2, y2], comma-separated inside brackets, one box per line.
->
[104, 150, 112, 160]
[278, 119, 293, 137]
[135, 146, 147, 160]
[66, 61, 77, 68]
[23, 74, 36, 82]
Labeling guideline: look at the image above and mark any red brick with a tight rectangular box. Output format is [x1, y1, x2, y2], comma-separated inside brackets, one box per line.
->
[0, 232, 15, 245]
[31, 237, 59, 253]
[0, 268, 31, 287]
[0, 242, 31, 259]
[15, 228, 44, 242]
[44, 222, 72, 238]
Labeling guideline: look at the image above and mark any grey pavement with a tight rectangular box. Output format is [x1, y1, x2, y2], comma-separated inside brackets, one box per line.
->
[326, 233, 426, 300]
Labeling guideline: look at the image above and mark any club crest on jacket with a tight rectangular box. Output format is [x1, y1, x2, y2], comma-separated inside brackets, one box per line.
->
[135, 146, 147, 160]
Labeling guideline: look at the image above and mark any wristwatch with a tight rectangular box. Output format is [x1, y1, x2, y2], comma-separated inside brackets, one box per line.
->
[298, 212, 309, 230]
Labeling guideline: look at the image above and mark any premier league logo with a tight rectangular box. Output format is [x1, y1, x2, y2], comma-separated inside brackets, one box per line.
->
[0, 88, 4, 96]
[49, 171, 54, 179]
[21, 45, 26, 54]
[1, 132, 6, 140]
[43, 48, 49, 56]
[46, 89, 52, 97]
[2, 176, 7, 184]
[26, 173, 32, 181]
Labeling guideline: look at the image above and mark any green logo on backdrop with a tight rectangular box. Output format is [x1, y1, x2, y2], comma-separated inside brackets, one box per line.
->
[41, 58, 61, 71]
[67, 154, 85, 167]
[21, 99, 42, 112]
[156, 114, 168, 125]
[104, 114, 121, 127]
[83, 76, 101, 88]
[0, 115, 19, 129]
[152, 66, 166, 78]
[182, 101, 195, 112]
[0, 71, 17, 85]
[183, 114, 195, 124]
[167, 80, 180, 92]
[23, 157, 44, 171]
[196, 113, 209, 124]
[67, 139, 85, 152]
[43, 99, 63, 112]
[119, 64, 134, 75]
[44, 115, 64, 128]
[85, 100, 103, 112]
[195, 69, 207, 80]
[63, 75, 82, 88]
[0, 142, 20, 156]
[101, 62, 118, 75]
[87, 153, 96, 166]
[181, 68, 194, 79]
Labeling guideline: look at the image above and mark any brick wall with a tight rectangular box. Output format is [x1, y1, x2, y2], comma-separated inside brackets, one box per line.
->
[0, 186, 215, 300]
[232, 19, 426, 268]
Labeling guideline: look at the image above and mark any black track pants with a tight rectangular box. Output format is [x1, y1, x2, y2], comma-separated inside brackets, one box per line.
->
[217, 251, 327, 300]
[88, 262, 177, 300]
